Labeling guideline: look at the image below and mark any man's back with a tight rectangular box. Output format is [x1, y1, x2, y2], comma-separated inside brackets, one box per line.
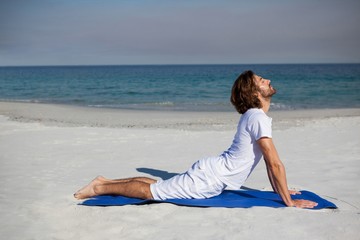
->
[212, 108, 272, 189]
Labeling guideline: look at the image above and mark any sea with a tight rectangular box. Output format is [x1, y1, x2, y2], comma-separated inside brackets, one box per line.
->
[0, 64, 359, 111]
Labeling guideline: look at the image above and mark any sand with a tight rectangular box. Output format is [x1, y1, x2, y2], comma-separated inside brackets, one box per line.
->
[0, 101, 359, 240]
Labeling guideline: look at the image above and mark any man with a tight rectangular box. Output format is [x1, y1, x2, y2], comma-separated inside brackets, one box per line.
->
[74, 70, 318, 208]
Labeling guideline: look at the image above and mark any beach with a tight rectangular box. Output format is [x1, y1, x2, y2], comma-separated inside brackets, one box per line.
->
[0, 101, 359, 239]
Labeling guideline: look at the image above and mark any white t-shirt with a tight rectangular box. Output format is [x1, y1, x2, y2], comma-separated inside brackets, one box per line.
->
[211, 108, 272, 189]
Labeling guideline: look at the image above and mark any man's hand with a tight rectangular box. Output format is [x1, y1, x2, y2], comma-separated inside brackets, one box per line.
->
[289, 189, 301, 195]
[291, 199, 318, 208]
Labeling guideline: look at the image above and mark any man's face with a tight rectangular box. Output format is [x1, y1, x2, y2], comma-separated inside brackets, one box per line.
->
[254, 74, 277, 98]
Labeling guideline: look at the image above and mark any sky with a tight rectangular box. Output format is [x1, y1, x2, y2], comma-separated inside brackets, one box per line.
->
[1, 0, 359, 66]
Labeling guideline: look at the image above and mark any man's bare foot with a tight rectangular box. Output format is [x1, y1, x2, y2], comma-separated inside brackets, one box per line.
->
[74, 176, 106, 199]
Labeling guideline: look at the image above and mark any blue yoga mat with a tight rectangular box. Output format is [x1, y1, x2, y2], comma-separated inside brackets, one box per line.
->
[80, 190, 337, 209]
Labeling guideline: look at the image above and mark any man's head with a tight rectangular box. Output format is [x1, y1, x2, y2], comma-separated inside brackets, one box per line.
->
[230, 70, 276, 114]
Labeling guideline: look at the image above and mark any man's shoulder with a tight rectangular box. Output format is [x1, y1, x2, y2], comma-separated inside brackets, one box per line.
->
[243, 108, 272, 125]
[243, 109, 273, 138]
[244, 108, 267, 119]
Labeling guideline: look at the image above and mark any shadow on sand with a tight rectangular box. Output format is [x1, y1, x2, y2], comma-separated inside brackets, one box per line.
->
[136, 167, 179, 180]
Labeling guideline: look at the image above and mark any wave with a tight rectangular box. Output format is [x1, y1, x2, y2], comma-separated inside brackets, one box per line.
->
[0, 98, 42, 103]
[270, 102, 293, 110]
[0, 98, 294, 112]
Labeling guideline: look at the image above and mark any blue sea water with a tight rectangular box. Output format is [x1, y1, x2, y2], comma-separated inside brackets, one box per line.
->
[0, 64, 359, 111]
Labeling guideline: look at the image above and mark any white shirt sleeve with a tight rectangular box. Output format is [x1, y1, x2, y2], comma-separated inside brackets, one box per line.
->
[248, 112, 272, 141]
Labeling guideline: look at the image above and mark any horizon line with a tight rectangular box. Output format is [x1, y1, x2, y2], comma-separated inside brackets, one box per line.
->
[1, 62, 359, 68]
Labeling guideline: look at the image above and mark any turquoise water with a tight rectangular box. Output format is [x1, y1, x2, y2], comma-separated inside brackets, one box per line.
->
[0, 64, 359, 111]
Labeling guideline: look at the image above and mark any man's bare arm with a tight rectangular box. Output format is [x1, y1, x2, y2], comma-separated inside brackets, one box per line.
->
[264, 156, 279, 193]
[257, 137, 318, 208]
[265, 159, 300, 195]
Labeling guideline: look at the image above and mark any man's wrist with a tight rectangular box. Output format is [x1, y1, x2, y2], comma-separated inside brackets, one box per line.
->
[286, 200, 295, 207]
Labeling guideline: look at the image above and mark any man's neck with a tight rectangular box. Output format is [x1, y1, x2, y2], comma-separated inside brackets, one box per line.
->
[260, 99, 271, 113]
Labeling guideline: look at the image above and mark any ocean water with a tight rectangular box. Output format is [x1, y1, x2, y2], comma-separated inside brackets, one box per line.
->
[0, 64, 359, 111]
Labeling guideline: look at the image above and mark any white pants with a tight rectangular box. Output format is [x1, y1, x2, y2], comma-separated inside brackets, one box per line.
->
[150, 157, 226, 200]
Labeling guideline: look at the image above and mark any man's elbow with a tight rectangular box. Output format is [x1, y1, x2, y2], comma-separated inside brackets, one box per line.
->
[267, 161, 284, 172]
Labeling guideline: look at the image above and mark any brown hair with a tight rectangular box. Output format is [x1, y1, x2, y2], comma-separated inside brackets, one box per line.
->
[230, 70, 262, 114]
